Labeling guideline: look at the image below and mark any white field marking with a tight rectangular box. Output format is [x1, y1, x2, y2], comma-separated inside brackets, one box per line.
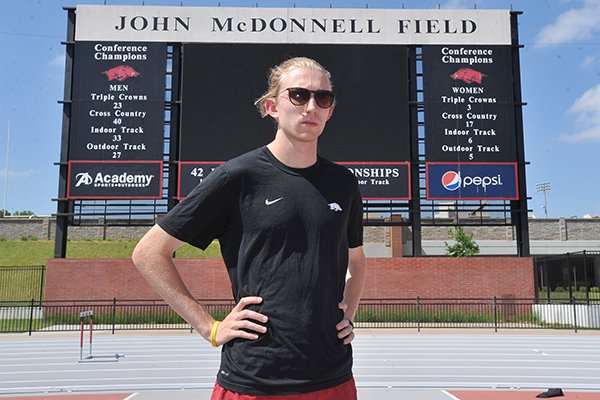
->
[352, 365, 600, 371]
[0, 383, 215, 393]
[0, 363, 600, 376]
[123, 393, 139, 400]
[352, 351, 600, 357]
[0, 338, 600, 347]
[6, 352, 599, 364]
[533, 349, 549, 356]
[354, 358, 600, 364]
[1, 364, 599, 379]
[353, 344, 600, 349]
[0, 360, 219, 368]
[353, 373, 600, 380]
[352, 344, 600, 349]
[5, 336, 598, 343]
[6, 357, 600, 369]
[0, 356, 219, 363]
[3, 359, 600, 372]
[441, 389, 462, 400]
[3, 341, 599, 351]
[1, 375, 215, 384]
[12, 373, 599, 385]
[2, 382, 598, 394]
[0, 348, 214, 356]
[0, 344, 209, 351]
[354, 382, 600, 390]
[353, 338, 600, 342]
[0, 366, 218, 375]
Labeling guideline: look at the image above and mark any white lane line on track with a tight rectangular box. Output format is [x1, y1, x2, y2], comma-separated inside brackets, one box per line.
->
[441, 389, 462, 400]
[1, 376, 216, 384]
[354, 374, 600, 380]
[2, 364, 600, 376]
[5, 358, 600, 369]
[123, 393, 139, 400]
[4, 374, 600, 386]
[0, 366, 218, 375]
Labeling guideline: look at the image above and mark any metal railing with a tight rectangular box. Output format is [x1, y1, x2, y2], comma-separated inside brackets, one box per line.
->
[535, 251, 600, 302]
[1, 297, 599, 335]
[0, 266, 45, 302]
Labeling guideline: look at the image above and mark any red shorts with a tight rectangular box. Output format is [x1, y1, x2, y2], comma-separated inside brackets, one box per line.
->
[210, 378, 357, 400]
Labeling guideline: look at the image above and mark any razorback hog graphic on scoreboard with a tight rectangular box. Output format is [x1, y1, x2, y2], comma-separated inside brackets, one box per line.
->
[102, 65, 140, 82]
[450, 67, 487, 84]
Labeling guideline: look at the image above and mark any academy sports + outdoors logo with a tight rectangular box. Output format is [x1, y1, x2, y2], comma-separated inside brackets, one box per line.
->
[75, 171, 154, 188]
[68, 161, 162, 200]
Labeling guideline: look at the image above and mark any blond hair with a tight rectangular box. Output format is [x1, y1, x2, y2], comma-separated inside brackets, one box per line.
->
[254, 57, 333, 118]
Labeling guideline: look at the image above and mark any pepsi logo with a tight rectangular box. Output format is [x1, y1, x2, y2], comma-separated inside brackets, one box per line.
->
[441, 171, 461, 191]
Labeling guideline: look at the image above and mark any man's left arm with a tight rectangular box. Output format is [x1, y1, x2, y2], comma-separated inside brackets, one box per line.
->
[337, 245, 367, 345]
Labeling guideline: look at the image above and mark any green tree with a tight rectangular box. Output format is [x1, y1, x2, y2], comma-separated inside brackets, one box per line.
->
[0, 209, 10, 217]
[445, 225, 480, 257]
[13, 210, 34, 216]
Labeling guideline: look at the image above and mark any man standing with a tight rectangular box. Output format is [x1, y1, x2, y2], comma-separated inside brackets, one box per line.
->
[132, 57, 366, 399]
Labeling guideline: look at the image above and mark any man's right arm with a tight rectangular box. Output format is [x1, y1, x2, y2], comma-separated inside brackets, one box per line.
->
[132, 224, 216, 340]
[132, 224, 268, 345]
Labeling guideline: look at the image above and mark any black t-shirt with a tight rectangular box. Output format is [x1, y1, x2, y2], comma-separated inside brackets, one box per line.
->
[158, 146, 363, 395]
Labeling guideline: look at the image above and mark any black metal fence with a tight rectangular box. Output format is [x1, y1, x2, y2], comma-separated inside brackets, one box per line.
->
[0, 266, 45, 302]
[1, 297, 599, 335]
[535, 251, 600, 301]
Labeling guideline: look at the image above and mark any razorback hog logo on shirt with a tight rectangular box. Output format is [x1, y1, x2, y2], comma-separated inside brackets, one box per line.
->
[102, 65, 140, 82]
[450, 68, 487, 84]
[328, 202, 342, 212]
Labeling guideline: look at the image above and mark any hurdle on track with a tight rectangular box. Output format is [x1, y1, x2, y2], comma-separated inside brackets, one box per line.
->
[79, 310, 124, 363]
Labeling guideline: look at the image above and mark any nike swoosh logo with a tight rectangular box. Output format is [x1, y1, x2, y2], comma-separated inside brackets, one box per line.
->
[265, 197, 283, 206]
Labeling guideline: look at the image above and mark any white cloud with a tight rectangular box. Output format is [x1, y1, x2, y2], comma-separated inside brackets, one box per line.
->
[581, 53, 600, 68]
[441, 0, 469, 9]
[49, 54, 65, 68]
[535, 0, 600, 45]
[0, 169, 33, 178]
[560, 82, 600, 142]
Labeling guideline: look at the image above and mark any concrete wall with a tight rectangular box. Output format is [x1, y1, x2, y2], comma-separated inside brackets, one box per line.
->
[2, 217, 599, 257]
[2, 217, 599, 241]
[0, 217, 153, 241]
[45, 256, 534, 301]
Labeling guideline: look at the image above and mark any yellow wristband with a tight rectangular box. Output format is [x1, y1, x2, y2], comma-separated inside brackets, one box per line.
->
[210, 321, 221, 347]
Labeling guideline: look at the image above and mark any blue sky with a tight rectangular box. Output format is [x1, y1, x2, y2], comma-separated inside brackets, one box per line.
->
[1, 0, 599, 218]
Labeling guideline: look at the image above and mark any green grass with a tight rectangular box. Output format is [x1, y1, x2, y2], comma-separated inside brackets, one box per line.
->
[0, 268, 45, 302]
[0, 304, 233, 333]
[356, 308, 496, 324]
[537, 289, 600, 302]
[0, 240, 222, 266]
[0, 318, 56, 333]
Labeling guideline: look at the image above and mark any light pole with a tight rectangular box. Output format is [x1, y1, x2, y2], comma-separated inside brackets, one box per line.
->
[3, 120, 10, 218]
[535, 181, 551, 218]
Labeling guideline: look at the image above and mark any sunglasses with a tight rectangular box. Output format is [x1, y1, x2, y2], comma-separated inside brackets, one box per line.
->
[282, 87, 335, 109]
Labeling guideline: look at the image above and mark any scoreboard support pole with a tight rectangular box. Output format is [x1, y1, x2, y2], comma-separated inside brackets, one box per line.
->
[167, 44, 183, 213]
[408, 46, 423, 256]
[54, 7, 76, 259]
[510, 11, 530, 257]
